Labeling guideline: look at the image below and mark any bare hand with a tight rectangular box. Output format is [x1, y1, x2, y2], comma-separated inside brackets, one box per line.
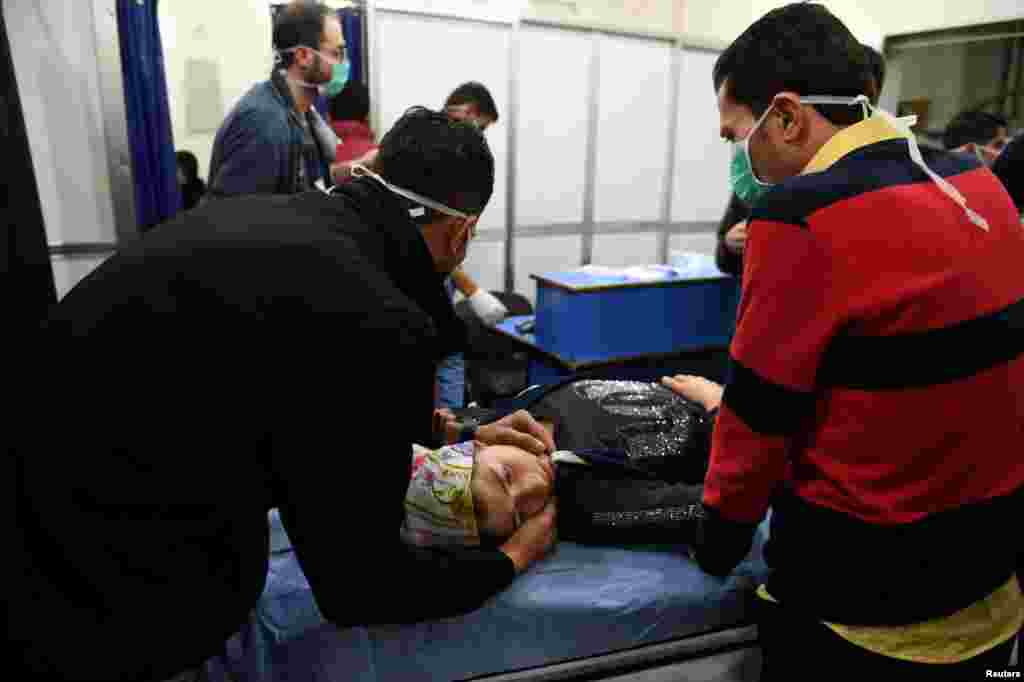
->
[358, 147, 381, 172]
[661, 375, 724, 412]
[475, 410, 556, 456]
[330, 149, 381, 183]
[724, 221, 748, 254]
[433, 408, 457, 440]
[500, 497, 557, 573]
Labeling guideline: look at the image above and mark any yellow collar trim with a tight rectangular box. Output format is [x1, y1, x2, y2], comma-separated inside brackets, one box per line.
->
[802, 115, 904, 175]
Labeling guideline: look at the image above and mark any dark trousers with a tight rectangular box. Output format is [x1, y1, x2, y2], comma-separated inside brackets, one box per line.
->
[757, 597, 1018, 681]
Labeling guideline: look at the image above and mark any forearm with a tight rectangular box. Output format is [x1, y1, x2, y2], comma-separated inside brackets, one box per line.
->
[693, 504, 759, 577]
[695, 220, 834, 574]
[692, 403, 779, 576]
[338, 546, 514, 625]
[331, 147, 380, 184]
[330, 159, 363, 184]
[292, 514, 516, 626]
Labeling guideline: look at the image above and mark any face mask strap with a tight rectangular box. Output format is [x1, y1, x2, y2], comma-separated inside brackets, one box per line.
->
[799, 94, 869, 107]
[796, 94, 987, 230]
[738, 95, 869, 192]
[276, 45, 348, 79]
[871, 107, 990, 231]
[739, 105, 777, 188]
[799, 94, 871, 120]
[350, 164, 471, 220]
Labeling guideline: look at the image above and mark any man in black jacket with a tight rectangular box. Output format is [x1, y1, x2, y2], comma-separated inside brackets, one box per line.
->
[10, 107, 555, 682]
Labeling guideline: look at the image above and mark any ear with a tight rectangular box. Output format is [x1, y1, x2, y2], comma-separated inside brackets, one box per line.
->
[773, 93, 806, 144]
[439, 215, 467, 253]
[301, 46, 320, 68]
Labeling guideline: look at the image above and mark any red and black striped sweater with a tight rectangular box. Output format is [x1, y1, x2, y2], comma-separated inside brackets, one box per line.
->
[694, 136, 1024, 626]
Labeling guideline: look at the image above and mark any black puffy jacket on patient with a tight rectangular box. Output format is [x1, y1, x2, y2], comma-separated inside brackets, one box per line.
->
[513, 380, 714, 546]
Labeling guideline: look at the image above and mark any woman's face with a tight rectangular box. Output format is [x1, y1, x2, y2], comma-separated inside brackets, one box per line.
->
[472, 445, 553, 542]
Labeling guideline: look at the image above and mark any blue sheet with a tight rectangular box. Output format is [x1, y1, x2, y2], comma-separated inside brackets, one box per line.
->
[244, 510, 770, 681]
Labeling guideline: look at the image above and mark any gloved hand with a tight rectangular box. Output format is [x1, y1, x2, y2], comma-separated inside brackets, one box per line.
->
[467, 289, 509, 325]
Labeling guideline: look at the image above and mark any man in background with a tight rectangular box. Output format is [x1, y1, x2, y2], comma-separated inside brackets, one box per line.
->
[436, 81, 508, 408]
[208, 1, 350, 198]
[944, 110, 1011, 166]
[444, 80, 500, 131]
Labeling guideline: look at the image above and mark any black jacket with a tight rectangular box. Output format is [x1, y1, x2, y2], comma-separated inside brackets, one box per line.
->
[992, 133, 1024, 212]
[10, 182, 507, 682]
[714, 193, 749, 277]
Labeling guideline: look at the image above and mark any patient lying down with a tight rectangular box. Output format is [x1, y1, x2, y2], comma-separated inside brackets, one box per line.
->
[402, 442, 555, 548]
[404, 379, 712, 549]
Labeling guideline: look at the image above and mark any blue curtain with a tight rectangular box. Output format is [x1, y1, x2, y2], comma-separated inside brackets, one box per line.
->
[117, 0, 181, 231]
[340, 8, 363, 86]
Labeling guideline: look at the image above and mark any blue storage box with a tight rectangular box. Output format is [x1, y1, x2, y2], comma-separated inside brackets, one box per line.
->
[531, 268, 740, 364]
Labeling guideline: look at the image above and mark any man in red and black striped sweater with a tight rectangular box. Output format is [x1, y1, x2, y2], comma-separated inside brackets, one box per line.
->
[663, 4, 1024, 678]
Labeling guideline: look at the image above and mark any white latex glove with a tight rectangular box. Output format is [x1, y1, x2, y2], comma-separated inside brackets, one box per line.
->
[467, 289, 509, 325]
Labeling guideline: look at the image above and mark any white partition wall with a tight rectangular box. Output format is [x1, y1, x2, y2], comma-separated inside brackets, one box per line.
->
[371, 6, 726, 301]
[375, 11, 510, 232]
[670, 231, 719, 259]
[591, 233, 661, 266]
[457, 239, 506, 295]
[515, 25, 591, 227]
[514, 235, 583, 299]
[593, 35, 673, 223]
[5, 0, 118, 247]
[671, 49, 733, 225]
[6, 0, 129, 301]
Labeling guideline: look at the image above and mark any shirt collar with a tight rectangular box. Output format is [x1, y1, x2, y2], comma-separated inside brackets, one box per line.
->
[802, 114, 905, 175]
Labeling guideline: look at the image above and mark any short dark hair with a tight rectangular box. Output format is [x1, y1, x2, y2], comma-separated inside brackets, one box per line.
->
[377, 107, 495, 220]
[273, 1, 333, 68]
[175, 151, 200, 184]
[862, 44, 886, 105]
[713, 3, 870, 126]
[329, 81, 370, 123]
[943, 111, 1009, 150]
[444, 82, 499, 122]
